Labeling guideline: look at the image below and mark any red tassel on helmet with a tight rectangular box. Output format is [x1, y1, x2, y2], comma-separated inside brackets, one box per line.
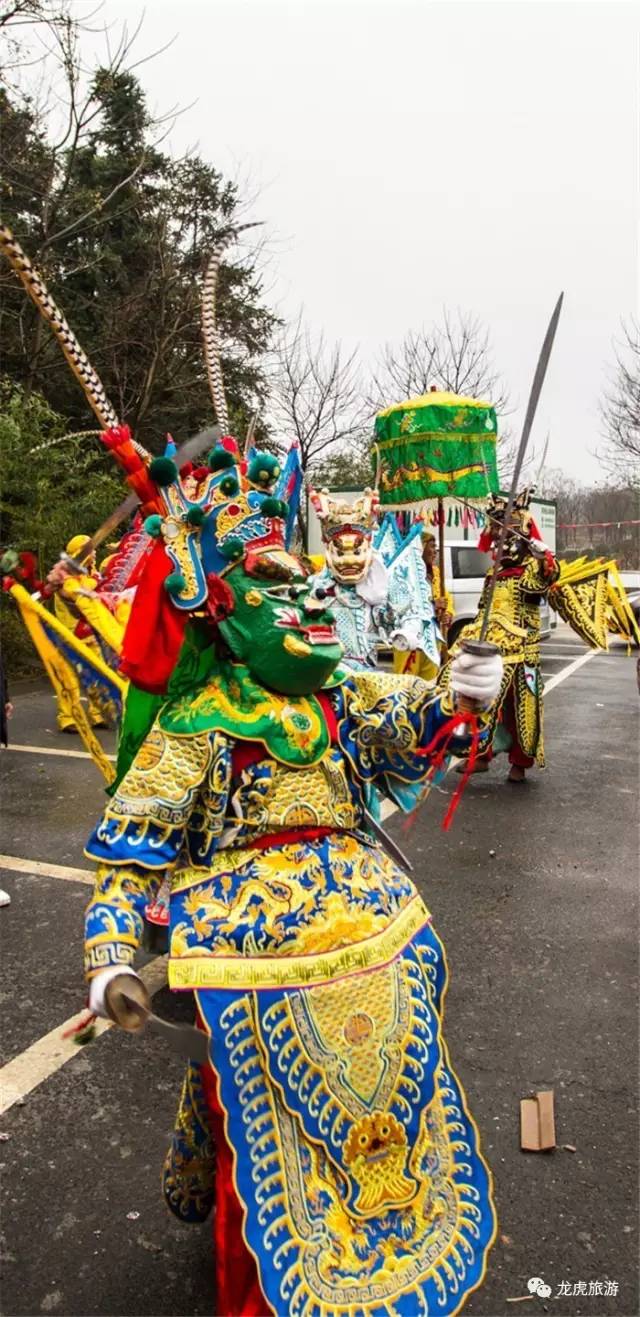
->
[101, 425, 164, 514]
[119, 541, 188, 693]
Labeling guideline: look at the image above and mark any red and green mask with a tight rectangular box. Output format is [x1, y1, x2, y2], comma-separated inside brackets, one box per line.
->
[219, 549, 343, 695]
[112, 434, 341, 696]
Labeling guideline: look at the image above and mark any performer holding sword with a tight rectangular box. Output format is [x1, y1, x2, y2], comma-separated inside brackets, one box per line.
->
[439, 294, 623, 785]
[443, 487, 560, 781]
[1, 219, 564, 1314]
[77, 297, 561, 1314]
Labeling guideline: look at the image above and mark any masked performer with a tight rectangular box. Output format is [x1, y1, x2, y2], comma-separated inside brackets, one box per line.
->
[310, 487, 440, 674]
[421, 528, 454, 636]
[47, 534, 111, 731]
[82, 432, 503, 1317]
[439, 489, 558, 783]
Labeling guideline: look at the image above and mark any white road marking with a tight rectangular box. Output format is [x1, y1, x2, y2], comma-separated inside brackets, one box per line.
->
[0, 957, 168, 1117]
[0, 855, 94, 885]
[5, 743, 116, 762]
[538, 651, 589, 660]
[543, 647, 598, 694]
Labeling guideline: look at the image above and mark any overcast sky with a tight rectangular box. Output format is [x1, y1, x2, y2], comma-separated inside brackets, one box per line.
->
[92, 0, 637, 483]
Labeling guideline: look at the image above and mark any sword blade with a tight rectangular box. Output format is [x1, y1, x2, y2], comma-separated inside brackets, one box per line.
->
[74, 426, 221, 565]
[146, 1013, 210, 1064]
[535, 431, 550, 488]
[479, 293, 563, 641]
[363, 808, 414, 873]
[120, 992, 210, 1063]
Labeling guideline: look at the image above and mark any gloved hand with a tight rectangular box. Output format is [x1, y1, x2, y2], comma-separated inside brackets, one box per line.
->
[389, 624, 422, 653]
[88, 965, 151, 1032]
[529, 537, 550, 558]
[46, 560, 70, 591]
[450, 648, 503, 708]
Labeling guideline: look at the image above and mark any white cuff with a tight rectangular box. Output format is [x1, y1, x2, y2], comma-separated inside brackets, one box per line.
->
[450, 651, 503, 703]
[529, 538, 550, 558]
[390, 628, 421, 652]
[89, 964, 137, 1018]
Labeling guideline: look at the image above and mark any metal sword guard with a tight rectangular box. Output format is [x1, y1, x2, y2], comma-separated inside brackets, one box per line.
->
[116, 990, 210, 1064]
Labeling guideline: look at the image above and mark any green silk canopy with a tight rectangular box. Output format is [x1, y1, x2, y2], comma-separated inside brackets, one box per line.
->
[373, 390, 500, 509]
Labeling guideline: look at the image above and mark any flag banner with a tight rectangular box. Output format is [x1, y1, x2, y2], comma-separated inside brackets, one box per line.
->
[9, 583, 126, 781]
[548, 558, 612, 651]
[275, 441, 303, 549]
[39, 610, 125, 725]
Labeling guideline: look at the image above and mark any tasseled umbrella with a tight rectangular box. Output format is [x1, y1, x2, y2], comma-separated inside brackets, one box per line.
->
[373, 387, 500, 604]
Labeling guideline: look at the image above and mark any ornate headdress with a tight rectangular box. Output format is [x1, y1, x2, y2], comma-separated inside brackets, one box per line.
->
[101, 428, 302, 691]
[1, 219, 304, 690]
[309, 488, 379, 584]
[122, 435, 293, 607]
[485, 486, 536, 534]
[478, 486, 541, 560]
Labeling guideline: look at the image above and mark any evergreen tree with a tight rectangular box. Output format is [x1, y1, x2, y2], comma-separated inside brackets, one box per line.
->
[0, 376, 124, 672]
[1, 55, 277, 447]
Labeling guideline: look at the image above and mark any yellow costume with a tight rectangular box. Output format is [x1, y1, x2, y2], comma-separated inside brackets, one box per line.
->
[439, 554, 555, 767]
[53, 535, 108, 731]
[431, 562, 454, 619]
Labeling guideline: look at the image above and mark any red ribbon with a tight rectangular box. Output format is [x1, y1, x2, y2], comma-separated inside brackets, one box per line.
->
[406, 710, 482, 832]
[62, 1008, 97, 1042]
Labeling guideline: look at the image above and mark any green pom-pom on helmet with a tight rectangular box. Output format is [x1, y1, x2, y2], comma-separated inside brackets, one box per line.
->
[208, 447, 235, 471]
[144, 514, 163, 538]
[248, 452, 280, 486]
[261, 496, 288, 519]
[219, 475, 240, 497]
[0, 548, 20, 572]
[219, 537, 244, 562]
[149, 456, 178, 487]
[164, 571, 187, 596]
[185, 506, 206, 527]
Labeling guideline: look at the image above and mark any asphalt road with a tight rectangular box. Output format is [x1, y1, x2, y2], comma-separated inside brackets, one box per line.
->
[0, 625, 638, 1317]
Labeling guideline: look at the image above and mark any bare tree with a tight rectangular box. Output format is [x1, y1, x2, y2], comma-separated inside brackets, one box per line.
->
[538, 466, 639, 567]
[266, 315, 370, 540]
[268, 316, 366, 460]
[0, 1, 107, 95]
[599, 318, 640, 486]
[0, 0, 70, 43]
[368, 309, 510, 414]
[367, 308, 518, 483]
[368, 308, 513, 484]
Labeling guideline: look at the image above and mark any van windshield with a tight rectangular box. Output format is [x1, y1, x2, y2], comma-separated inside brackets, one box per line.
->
[451, 547, 493, 579]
